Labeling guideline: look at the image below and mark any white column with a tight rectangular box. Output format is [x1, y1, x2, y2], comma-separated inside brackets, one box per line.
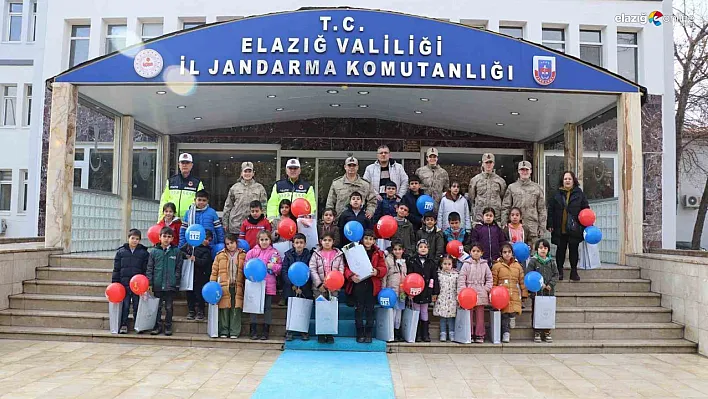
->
[661, 0, 677, 249]
[526, 20, 542, 44]
[567, 23, 580, 58]
[126, 17, 139, 46]
[605, 24, 618, 73]
[20, 0, 30, 41]
[88, 16, 103, 58]
[487, 19, 499, 33]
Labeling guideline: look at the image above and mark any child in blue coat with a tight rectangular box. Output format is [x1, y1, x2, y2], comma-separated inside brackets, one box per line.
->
[373, 182, 400, 225]
[179, 190, 225, 247]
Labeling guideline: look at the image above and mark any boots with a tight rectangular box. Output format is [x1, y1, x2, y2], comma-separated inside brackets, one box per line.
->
[415, 321, 422, 342]
[558, 265, 564, 281]
[365, 327, 373, 343]
[570, 266, 580, 281]
[356, 327, 365, 343]
[394, 328, 401, 342]
[249, 323, 258, 340]
[260, 324, 269, 340]
[422, 321, 431, 342]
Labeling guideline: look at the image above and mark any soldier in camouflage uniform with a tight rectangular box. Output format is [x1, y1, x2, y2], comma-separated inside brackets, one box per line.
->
[502, 161, 547, 245]
[415, 148, 450, 211]
[468, 153, 507, 225]
[326, 156, 377, 218]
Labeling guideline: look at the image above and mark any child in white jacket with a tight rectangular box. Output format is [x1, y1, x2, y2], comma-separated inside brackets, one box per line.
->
[438, 181, 470, 231]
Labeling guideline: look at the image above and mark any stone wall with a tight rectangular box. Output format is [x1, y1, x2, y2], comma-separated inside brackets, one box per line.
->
[0, 248, 61, 310]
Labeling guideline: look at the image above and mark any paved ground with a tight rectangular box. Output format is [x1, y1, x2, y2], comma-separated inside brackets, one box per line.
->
[1, 340, 708, 398]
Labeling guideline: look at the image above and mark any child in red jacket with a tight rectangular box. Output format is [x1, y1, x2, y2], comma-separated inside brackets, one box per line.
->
[240, 200, 272, 250]
[157, 202, 181, 247]
[345, 229, 387, 343]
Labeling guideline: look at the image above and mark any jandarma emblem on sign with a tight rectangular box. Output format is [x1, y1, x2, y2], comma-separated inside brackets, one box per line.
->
[533, 56, 556, 86]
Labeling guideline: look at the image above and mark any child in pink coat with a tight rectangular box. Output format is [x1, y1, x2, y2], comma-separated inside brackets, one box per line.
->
[458, 244, 493, 343]
[244, 230, 282, 340]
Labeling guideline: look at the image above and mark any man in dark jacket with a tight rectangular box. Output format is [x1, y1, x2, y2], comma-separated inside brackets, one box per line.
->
[415, 212, 445, 260]
[180, 230, 213, 321]
[112, 229, 149, 334]
[338, 192, 372, 247]
[282, 233, 314, 341]
[401, 175, 425, 230]
[147, 226, 184, 336]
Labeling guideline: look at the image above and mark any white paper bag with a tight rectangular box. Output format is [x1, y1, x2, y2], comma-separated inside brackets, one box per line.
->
[315, 296, 339, 335]
[274, 241, 293, 261]
[297, 218, 319, 250]
[376, 239, 391, 253]
[134, 293, 160, 332]
[533, 296, 557, 329]
[579, 241, 601, 270]
[243, 280, 266, 314]
[454, 308, 472, 344]
[180, 259, 194, 291]
[342, 242, 374, 280]
[401, 308, 420, 343]
[109, 302, 121, 334]
[375, 307, 395, 342]
[286, 297, 313, 333]
[489, 310, 501, 344]
[207, 303, 219, 338]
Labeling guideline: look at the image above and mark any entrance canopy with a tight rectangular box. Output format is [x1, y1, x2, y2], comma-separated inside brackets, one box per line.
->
[52, 7, 644, 140]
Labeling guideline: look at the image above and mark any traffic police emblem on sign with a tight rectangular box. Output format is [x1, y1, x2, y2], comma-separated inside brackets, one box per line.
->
[533, 56, 556, 86]
[133, 49, 164, 79]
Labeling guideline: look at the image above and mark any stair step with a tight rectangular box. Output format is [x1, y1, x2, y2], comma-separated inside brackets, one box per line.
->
[555, 292, 661, 307]
[554, 279, 651, 292]
[36, 267, 112, 282]
[49, 255, 113, 269]
[561, 266, 640, 279]
[22, 280, 107, 296]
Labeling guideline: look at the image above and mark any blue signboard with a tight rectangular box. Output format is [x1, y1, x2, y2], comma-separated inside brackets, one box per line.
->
[55, 8, 640, 93]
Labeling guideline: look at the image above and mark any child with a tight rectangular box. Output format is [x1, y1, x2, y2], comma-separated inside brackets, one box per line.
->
[443, 212, 472, 269]
[373, 182, 400, 225]
[157, 202, 181, 247]
[433, 256, 458, 342]
[338, 191, 372, 247]
[492, 243, 528, 343]
[391, 203, 416, 255]
[401, 175, 425, 230]
[345, 230, 387, 343]
[272, 199, 297, 243]
[502, 207, 532, 246]
[210, 233, 246, 338]
[471, 207, 507, 264]
[317, 208, 341, 248]
[437, 181, 470, 231]
[406, 239, 440, 342]
[179, 190, 225, 248]
[244, 230, 282, 340]
[147, 227, 184, 336]
[457, 244, 492, 343]
[309, 232, 346, 343]
[415, 212, 445, 261]
[382, 241, 407, 342]
[112, 228, 149, 334]
[282, 233, 314, 341]
[527, 239, 559, 343]
[240, 200, 272, 250]
[180, 230, 213, 320]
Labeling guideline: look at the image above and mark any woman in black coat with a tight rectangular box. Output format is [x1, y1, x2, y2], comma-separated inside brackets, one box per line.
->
[547, 171, 589, 281]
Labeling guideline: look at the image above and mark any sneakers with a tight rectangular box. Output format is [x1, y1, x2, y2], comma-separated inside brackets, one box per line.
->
[301, 333, 310, 341]
[186, 311, 196, 320]
[250, 323, 258, 340]
[150, 327, 162, 335]
[318, 335, 327, 343]
[449, 331, 455, 342]
[544, 332, 553, 343]
[326, 335, 335, 344]
[164, 328, 173, 336]
[195, 311, 205, 321]
[219, 335, 227, 338]
[474, 336, 484, 344]
[509, 317, 516, 329]
[502, 332, 510, 343]
[119, 325, 128, 334]
[440, 332, 447, 342]
[285, 331, 294, 341]
[230, 335, 238, 339]
[534, 332, 542, 343]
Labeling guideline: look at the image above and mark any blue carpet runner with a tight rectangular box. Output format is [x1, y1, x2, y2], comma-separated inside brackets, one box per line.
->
[252, 351, 395, 399]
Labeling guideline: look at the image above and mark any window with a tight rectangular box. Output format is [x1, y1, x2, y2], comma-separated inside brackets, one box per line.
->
[617, 32, 638, 82]
[105, 24, 127, 54]
[580, 30, 602, 67]
[182, 21, 204, 30]
[0, 170, 11, 211]
[18, 169, 27, 212]
[141, 22, 162, 40]
[2, 85, 16, 126]
[28, 0, 36, 41]
[542, 28, 565, 52]
[22, 84, 31, 126]
[499, 26, 523, 39]
[69, 25, 90, 67]
[5, 1, 22, 41]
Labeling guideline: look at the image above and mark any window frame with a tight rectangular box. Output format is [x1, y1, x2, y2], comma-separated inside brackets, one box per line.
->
[617, 31, 639, 82]
[0, 169, 12, 212]
[5, 1, 22, 42]
[543, 150, 619, 198]
[69, 24, 91, 67]
[105, 23, 127, 54]
[28, 0, 36, 42]
[499, 26, 524, 39]
[181, 21, 205, 30]
[18, 169, 27, 213]
[579, 29, 603, 67]
[22, 84, 31, 126]
[542, 27, 566, 53]
[1, 85, 17, 126]
[140, 22, 163, 41]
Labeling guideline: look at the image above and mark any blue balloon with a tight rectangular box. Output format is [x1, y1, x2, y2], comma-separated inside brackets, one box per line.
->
[244, 258, 267, 282]
[416, 195, 435, 215]
[211, 243, 225, 259]
[343, 221, 364, 242]
[512, 242, 530, 262]
[524, 271, 544, 293]
[377, 288, 398, 308]
[185, 224, 206, 246]
[202, 281, 223, 305]
[237, 239, 250, 251]
[288, 262, 310, 287]
[584, 226, 603, 245]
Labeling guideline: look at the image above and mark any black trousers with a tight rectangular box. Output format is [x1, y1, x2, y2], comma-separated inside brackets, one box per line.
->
[353, 280, 376, 329]
[187, 273, 208, 313]
[555, 234, 579, 272]
[153, 291, 175, 329]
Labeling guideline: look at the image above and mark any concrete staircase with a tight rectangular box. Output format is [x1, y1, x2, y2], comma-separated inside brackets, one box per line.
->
[0, 253, 698, 354]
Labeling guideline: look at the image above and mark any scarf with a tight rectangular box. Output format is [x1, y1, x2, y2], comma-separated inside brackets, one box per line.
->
[533, 253, 551, 264]
[560, 187, 572, 234]
[227, 251, 238, 286]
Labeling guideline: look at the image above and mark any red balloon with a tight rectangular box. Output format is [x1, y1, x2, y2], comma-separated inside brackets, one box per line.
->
[373, 223, 381, 239]
[324, 270, 344, 291]
[105, 283, 126, 303]
[278, 218, 297, 240]
[457, 287, 478, 310]
[376, 215, 398, 239]
[130, 274, 149, 295]
[579, 209, 596, 227]
[147, 225, 161, 245]
[402, 273, 425, 297]
[446, 240, 464, 258]
[291, 198, 312, 218]
[490, 286, 511, 310]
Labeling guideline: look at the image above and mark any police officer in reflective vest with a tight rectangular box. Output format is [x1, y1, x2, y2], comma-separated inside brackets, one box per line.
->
[267, 158, 317, 219]
[159, 153, 204, 220]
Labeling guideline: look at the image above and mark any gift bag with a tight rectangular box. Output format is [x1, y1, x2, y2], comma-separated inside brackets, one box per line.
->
[375, 307, 395, 342]
[207, 303, 219, 338]
[297, 218, 319, 250]
[134, 293, 160, 332]
[454, 308, 472, 344]
[342, 242, 374, 280]
[315, 296, 339, 335]
[286, 297, 313, 333]
[180, 258, 194, 291]
[579, 241, 601, 270]
[401, 308, 420, 343]
[108, 302, 121, 334]
[376, 239, 391, 253]
[533, 296, 557, 329]
[489, 310, 501, 344]
[243, 280, 266, 314]
[274, 241, 293, 261]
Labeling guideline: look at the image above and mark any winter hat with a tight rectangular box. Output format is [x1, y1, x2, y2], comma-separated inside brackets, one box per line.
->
[416, 239, 429, 248]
